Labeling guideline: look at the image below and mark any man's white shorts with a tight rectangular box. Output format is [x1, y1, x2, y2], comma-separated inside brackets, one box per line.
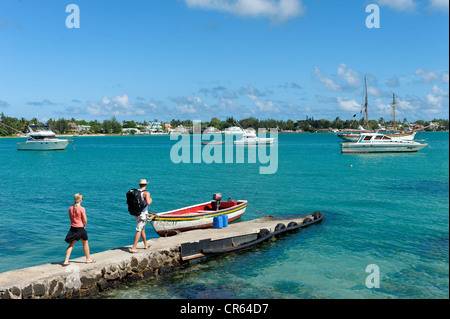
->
[135, 213, 147, 232]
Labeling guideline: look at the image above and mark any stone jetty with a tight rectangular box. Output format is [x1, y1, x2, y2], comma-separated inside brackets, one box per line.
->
[0, 215, 315, 299]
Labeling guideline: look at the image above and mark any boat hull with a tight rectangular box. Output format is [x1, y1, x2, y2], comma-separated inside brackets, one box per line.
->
[17, 139, 70, 151]
[234, 138, 274, 145]
[151, 200, 247, 236]
[338, 132, 417, 143]
[387, 132, 416, 141]
[341, 142, 427, 153]
[201, 141, 225, 145]
[337, 134, 360, 142]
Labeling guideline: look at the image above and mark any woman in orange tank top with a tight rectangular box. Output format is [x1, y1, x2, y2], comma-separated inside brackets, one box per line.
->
[63, 193, 96, 265]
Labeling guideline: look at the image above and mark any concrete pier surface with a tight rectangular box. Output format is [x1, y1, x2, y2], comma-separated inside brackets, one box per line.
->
[0, 214, 319, 299]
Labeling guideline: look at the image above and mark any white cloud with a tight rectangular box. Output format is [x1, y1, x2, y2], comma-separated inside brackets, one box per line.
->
[444, 73, 450, 83]
[175, 104, 199, 114]
[337, 97, 360, 112]
[377, 0, 449, 14]
[313, 66, 342, 92]
[372, 97, 413, 120]
[414, 68, 449, 83]
[372, 98, 391, 116]
[395, 97, 422, 119]
[313, 64, 366, 92]
[428, 0, 449, 12]
[426, 84, 449, 107]
[337, 63, 361, 88]
[83, 94, 144, 117]
[315, 95, 337, 103]
[389, 86, 449, 119]
[367, 86, 382, 97]
[239, 84, 271, 97]
[219, 96, 241, 111]
[247, 94, 280, 113]
[173, 96, 209, 114]
[182, 0, 306, 23]
[132, 98, 170, 118]
[148, 101, 162, 112]
[375, 0, 417, 12]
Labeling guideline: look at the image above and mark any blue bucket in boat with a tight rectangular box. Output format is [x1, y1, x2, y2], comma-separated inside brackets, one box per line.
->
[222, 215, 228, 227]
[213, 216, 223, 229]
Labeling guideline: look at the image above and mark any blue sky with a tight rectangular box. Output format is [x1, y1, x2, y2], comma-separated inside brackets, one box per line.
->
[0, 0, 448, 123]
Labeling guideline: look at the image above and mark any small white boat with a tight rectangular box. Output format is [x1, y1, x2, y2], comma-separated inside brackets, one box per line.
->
[17, 125, 72, 151]
[341, 132, 427, 153]
[224, 126, 245, 134]
[150, 194, 247, 236]
[169, 125, 189, 135]
[201, 140, 225, 145]
[234, 131, 275, 145]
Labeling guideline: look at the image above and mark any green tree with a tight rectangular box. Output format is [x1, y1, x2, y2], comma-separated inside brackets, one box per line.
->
[122, 120, 137, 128]
[209, 117, 221, 129]
[50, 118, 71, 134]
[285, 119, 295, 130]
[89, 120, 103, 133]
[219, 121, 231, 130]
[239, 117, 259, 129]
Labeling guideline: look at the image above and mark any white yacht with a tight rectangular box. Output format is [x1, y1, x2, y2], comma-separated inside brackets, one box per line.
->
[341, 132, 427, 153]
[203, 126, 222, 134]
[225, 126, 245, 134]
[169, 125, 189, 135]
[17, 125, 72, 151]
[234, 131, 275, 145]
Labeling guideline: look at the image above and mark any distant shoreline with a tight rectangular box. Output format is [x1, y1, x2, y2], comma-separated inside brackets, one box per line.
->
[2, 130, 448, 139]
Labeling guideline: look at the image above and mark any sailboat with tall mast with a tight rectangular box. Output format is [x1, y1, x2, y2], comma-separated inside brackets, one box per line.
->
[337, 75, 369, 142]
[364, 74, 369, 131]
[338, 77, 417, 142]
[386, 93, 416, 140]
[340, 88, 426, 154]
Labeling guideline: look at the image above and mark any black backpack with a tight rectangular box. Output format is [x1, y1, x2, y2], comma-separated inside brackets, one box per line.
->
[126, 189, 147, 216]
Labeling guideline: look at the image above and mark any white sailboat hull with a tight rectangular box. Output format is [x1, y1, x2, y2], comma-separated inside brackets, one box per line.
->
[387, 131, 417, 141]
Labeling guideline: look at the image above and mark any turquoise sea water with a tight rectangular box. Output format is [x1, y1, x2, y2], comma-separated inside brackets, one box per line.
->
[0, 132, 448, 298]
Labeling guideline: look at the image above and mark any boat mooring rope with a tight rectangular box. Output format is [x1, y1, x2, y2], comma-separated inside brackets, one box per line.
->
[247, 203, 273, 218]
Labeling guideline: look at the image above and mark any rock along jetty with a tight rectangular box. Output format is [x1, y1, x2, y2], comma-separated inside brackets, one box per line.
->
[0, 214, 322, 299]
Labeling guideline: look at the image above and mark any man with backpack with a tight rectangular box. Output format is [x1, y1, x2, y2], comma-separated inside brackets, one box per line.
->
[128, 179, 153, 253]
